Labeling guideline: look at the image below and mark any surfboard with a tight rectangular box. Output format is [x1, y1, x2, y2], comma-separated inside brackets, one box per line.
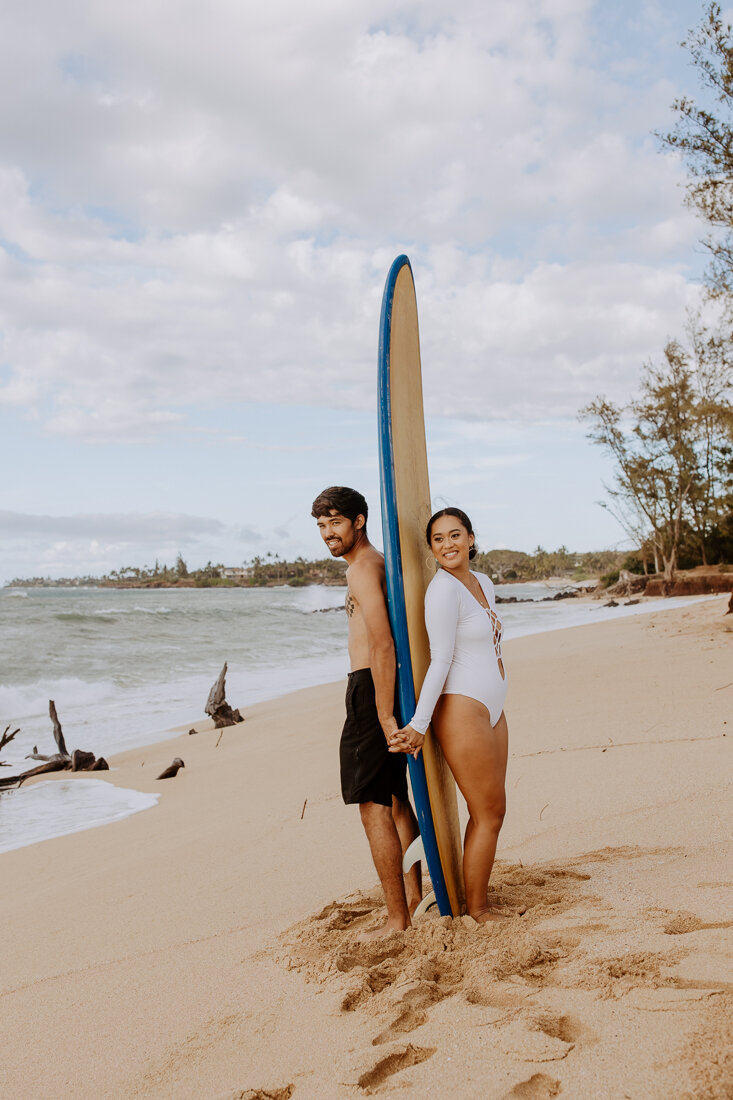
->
[377, 254, 465, 917]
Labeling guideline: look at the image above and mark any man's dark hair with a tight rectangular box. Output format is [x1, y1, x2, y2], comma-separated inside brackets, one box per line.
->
[311, 486, 368, 527]
[426, 506, 477, 559]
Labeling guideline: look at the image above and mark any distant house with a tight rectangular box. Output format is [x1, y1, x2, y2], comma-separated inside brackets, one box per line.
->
[221, 566, 251, 580]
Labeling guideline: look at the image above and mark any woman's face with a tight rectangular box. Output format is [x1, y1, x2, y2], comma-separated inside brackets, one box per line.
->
[429, 515, 474, 571]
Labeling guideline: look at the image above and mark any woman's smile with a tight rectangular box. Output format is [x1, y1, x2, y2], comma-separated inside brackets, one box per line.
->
[429, 517, 474, 572]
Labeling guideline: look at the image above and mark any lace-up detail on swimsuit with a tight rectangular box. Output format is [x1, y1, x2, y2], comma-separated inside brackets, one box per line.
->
[486, 606, 503, 660]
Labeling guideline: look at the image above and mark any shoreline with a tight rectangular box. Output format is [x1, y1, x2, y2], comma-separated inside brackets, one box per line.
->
[1, 591, 725, 859]
[2, 595, 731, 1097]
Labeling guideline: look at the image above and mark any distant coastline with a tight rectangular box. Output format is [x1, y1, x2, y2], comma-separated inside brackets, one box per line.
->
[4, 546, 622, 590]
[6, 549, 731, 598]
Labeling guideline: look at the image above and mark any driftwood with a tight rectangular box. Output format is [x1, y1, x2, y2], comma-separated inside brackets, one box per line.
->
[0, 701, 108, 789]
[72, 749, 96, 771]
[50, 700, 69, 756]
[205, 663, 244, 729]
[0, 754, 69, 788]
[156, 758, 185, 780]
[0, 724, 20, 761]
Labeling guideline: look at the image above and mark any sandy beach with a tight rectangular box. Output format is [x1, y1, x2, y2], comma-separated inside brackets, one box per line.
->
[2, 596, 731, 1100]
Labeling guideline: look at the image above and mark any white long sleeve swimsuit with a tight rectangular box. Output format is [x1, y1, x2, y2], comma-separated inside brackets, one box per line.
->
[409, 569, 507, 734]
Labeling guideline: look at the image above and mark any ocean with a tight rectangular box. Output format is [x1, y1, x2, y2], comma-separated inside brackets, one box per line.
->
[0, 582, 712, 854]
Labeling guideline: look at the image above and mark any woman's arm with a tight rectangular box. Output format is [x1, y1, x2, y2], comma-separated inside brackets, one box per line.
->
[391, 576, 460, 749]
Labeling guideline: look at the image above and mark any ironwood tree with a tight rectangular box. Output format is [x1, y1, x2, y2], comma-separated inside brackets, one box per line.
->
[581, 334, 733, 583]
[662, 2, 733, 298]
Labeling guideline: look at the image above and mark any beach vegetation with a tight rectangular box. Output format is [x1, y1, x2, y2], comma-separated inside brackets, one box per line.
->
[620, 553, 646, 575]
[472, 546, 621, 582]
[582, 331, 733, 584]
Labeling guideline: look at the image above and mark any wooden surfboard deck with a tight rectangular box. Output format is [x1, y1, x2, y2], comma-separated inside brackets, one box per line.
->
[377, 255, 465, 917]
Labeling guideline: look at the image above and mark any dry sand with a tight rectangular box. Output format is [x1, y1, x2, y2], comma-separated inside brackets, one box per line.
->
[1, 597, 731, 1100]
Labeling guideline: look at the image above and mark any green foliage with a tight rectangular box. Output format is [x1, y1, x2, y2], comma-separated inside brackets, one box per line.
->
[473, 547, 622, 583]
[621, 553, 646, 575]
[600, 569, 620, 589]
[581, 332, 733, 580]
[661, 3, 733, 297]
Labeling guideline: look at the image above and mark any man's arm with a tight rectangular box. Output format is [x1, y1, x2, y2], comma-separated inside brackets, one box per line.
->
[347, 561, 397, 740]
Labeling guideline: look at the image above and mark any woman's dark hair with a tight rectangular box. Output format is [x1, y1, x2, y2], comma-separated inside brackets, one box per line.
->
[311, 485, 368, 527]
[426, 507, 477, 559]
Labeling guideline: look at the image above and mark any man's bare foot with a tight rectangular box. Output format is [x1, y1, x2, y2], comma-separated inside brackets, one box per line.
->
[470, 906, 512, 924]
[357, 920, 410, 941]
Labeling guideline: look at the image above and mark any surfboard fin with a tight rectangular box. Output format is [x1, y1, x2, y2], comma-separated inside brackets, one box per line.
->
[413, 891, 437, 918]
[402, 835, 425, 875]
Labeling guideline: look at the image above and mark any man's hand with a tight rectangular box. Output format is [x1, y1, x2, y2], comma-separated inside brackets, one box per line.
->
[381, 715, 399, 743]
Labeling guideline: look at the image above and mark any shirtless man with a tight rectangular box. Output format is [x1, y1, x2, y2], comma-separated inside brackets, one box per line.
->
[312, 485, 421, 932]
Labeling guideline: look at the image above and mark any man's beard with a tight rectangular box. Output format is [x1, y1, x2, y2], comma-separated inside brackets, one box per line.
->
[326, 533, 355, 557]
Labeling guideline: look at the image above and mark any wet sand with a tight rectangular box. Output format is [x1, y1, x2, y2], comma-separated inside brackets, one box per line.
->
[1, 596, 731, 1099]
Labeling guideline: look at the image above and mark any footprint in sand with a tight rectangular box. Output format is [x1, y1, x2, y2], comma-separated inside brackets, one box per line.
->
[663, 912, 733, 934]
[356, 1043, 435, 1093]
[335, 934, 407, 973]
[371, 1005, 429, 1045]
[503, 1072, 562, 1099]
[532, 1012, 593, 1047]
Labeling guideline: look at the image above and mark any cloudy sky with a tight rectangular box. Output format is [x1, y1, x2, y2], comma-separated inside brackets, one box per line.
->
[0, 0, 712, 582]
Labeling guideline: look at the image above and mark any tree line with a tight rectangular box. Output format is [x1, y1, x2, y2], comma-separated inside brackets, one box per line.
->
[5, 553, 348, 588]
[582, 2, 733, 583]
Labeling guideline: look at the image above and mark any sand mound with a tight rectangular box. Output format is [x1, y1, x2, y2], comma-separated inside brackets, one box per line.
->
[280, 858, 592, 1023]
[279, 848, 732, 1096]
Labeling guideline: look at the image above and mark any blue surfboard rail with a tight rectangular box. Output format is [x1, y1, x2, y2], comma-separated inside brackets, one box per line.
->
[377, 254, 452, 917]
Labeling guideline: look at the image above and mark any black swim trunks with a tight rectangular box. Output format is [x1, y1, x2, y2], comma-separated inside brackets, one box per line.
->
[340, 668, 408, 807]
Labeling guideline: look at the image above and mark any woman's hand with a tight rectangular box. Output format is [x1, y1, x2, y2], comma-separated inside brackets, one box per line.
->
[388, 724, 425, 758]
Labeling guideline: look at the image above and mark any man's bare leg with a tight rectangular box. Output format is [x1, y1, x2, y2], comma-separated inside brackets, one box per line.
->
[392, 796, 422, 914]
[359, 801, 411, 935]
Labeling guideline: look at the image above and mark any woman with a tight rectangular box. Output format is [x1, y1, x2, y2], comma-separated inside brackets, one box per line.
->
[390, 507, 509, 923]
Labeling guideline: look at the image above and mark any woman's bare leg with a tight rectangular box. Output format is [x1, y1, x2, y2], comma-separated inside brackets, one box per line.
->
[433, 697, 508, 923]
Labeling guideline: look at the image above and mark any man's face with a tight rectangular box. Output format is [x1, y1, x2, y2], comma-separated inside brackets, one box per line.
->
[316, 510, 361, 557]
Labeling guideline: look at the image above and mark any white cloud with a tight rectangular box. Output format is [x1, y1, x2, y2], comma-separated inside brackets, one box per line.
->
[0, 510, 264, 580]
[0, 0, 705, 441]
[0, 509, 228, 541]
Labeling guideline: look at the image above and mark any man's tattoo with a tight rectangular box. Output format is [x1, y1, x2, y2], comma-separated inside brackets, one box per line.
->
[345, 592, 356, 618]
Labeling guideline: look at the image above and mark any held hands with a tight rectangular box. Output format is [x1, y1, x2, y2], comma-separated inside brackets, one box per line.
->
[388, 724, 425, 759]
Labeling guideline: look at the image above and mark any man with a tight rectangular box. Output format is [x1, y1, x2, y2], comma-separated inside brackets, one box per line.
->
[312, 485, 421, 934]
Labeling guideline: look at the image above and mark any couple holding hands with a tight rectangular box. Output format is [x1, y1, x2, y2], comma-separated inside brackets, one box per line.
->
[312, 486, 508, 933]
